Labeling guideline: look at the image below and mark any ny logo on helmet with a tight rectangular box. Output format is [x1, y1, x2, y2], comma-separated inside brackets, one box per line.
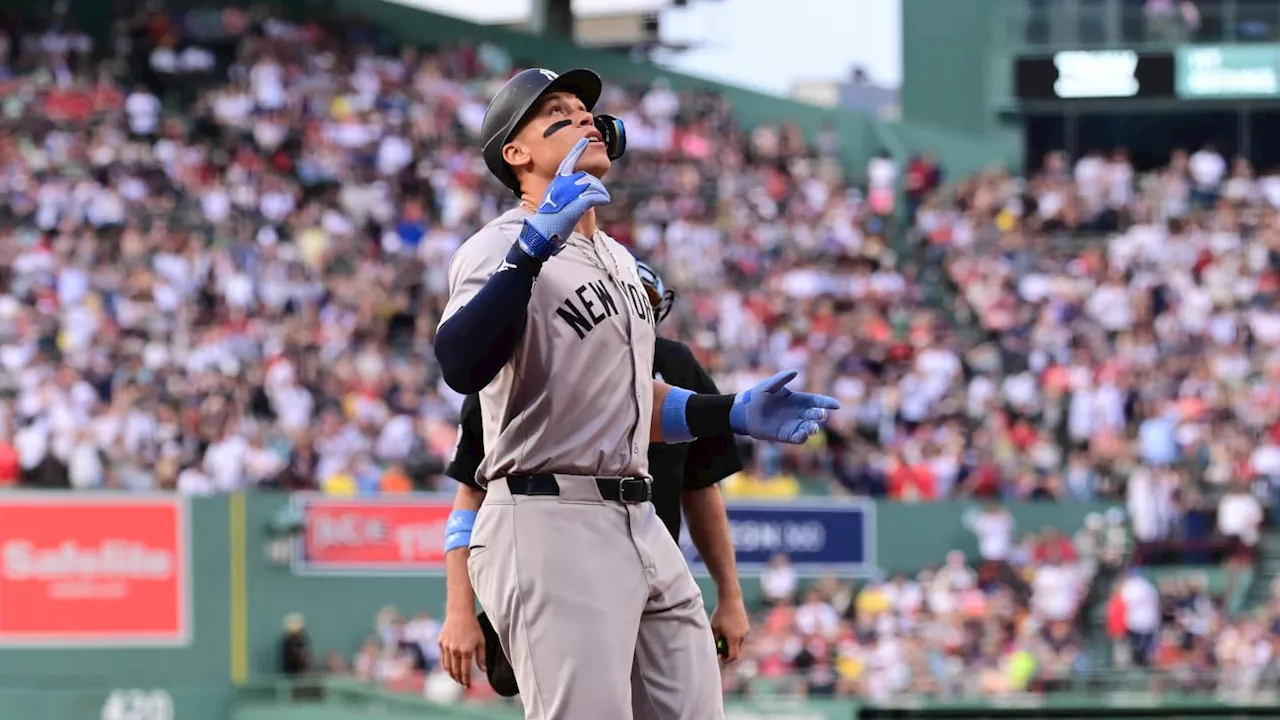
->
[538, 69, 559, 81]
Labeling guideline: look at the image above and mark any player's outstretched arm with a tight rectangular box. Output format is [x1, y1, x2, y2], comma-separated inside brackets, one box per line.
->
[439, 484, 487, 687]
[652, 372, 839, 445]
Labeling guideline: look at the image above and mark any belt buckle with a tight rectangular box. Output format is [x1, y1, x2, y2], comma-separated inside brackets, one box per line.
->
[617, 477, 652, 504]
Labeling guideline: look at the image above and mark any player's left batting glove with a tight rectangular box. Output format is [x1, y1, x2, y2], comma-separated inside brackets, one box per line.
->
[517, 137, 612, 261]
[729, 370, 840, 444]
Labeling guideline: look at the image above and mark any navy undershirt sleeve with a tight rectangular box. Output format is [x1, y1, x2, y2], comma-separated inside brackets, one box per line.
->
[434, 244, 542, 394]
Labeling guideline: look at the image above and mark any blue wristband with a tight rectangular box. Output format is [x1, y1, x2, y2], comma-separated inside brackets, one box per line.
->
[660, 386, 696, 444]
[444, 510, 478, 553]
[517, 220, 559, 261]
[729, 392, 748, 435]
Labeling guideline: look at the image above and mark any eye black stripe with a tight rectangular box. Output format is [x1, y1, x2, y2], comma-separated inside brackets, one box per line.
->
[543, 119, 573, 138]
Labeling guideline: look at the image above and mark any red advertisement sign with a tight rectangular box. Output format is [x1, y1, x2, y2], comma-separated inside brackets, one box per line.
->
[0, 495, 189, 647]
[296, 497, 452, 574]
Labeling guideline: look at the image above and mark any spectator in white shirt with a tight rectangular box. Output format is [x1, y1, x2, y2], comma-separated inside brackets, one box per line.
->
[934, 550, 977, 593]
[14, 418, 49, 472]
[176, 466, 215, 496]
[203, 428, 250, 492]
[1128, 466, 1173, 543]
[67, 429, 103, 489]
[1031, 546, 1081, 622]
[1188, 142, 1226, 207]
[794, 587, 840, 637]
[967, 500, 1028, 592]
[968, 501, 1014, 562]
[866, 150, 897, 216]
[124, 85, 161, 138]
[1218, 481, 1263, 546]
[243, 434, 284, 485]
[1218, 480, 1263, 582]
[1119, 569, 1160, 666]
[760, 553, 798, 606]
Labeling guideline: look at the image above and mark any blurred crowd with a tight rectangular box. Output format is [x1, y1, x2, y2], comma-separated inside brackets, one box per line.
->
[1104, 567, 1280, 695]
[1, 3, 1278, 517]
[0, 2, 945, 498]
[722, 505, 1280, 700]
[717, 510, 1133, 700]
[6, 0, 1276, 711]
[278, 504, 1280, 703]
[892, 141, 1280, 528]
[277, 512, 1130, 703]
[742, 139, 1280, 519]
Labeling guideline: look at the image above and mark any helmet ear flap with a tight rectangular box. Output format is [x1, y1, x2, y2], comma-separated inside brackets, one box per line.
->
[655, 289, 675, 324]
[594, 115, 627, 160]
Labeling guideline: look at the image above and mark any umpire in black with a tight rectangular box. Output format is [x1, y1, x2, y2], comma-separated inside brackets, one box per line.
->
[437, 260, 750, 693]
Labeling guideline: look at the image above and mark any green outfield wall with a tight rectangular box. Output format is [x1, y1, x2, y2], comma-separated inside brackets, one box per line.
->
[0, 492, 1114, 720]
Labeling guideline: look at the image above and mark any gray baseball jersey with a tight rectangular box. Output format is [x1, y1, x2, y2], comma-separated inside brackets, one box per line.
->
[439, 207, 657, 485]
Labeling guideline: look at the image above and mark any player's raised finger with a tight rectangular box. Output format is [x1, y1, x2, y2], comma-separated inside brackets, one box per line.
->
[555, 137, 591, 177]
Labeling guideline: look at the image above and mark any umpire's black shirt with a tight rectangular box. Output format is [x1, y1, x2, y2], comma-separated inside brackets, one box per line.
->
[447, 337, 742, 541]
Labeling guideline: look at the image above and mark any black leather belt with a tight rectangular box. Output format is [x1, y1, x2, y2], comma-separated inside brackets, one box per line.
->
[505, 474, 652, 504]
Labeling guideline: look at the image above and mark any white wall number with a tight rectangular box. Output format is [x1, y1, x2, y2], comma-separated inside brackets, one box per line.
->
[101, 689, 174, 720]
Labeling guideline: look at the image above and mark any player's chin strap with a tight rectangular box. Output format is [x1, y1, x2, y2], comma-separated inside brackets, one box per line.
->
[444, 510, 478, 553]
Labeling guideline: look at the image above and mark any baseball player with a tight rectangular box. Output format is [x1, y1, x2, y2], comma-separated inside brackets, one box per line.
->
[439, 260, 751, 694]
[432, 67, 838, 720]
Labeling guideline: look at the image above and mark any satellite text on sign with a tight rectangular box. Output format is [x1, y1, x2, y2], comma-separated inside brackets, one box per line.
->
[0, 495, 189, 647]
[294, 496, 452, 574]
[680, 500, 875, 575]
[1176, 45, 1280, 99]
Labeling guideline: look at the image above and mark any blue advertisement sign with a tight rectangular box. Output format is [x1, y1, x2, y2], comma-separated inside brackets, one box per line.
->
[679, 500, 876, 576]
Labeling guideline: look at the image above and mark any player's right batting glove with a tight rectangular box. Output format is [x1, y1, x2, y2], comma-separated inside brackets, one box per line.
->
[730, 370, 841, 444]
[517, 137, 612, 261]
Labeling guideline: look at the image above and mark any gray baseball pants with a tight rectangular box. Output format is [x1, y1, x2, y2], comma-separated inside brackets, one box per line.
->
[467, 475, 725, 719]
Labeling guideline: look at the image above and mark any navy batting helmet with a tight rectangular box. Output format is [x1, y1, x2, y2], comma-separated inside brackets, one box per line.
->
[636, 260, 675, 325]
[480, 68, 626, 197]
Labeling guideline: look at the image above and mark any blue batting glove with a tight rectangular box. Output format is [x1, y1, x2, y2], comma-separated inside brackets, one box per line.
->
[517, 137, 612, 261]
[729, 370, 841, 444]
